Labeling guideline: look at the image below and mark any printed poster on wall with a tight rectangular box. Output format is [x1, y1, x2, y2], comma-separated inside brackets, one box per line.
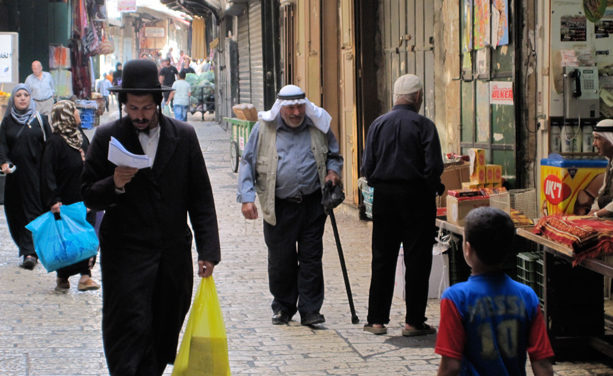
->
[462, 0, 473, 52]
[560, 15, 587, 41]
[490, 81, 514, 105]
[117, 0, 136, 12]
[491, 0, 509, 47]
[0, 35, 13, 83]
[474, 0, 491, 49]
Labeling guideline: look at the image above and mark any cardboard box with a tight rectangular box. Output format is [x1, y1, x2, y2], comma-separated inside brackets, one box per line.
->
[470, 165, 486, 184]
[438, 162, 471, 207]
[446, 195, 490, 226]
[462, 182, 483, 190]
[486, 164, 502, 184]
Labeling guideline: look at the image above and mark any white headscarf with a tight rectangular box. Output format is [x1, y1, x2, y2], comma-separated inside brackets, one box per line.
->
[259, 84, 331, 133]
[593, 119, 613, 147]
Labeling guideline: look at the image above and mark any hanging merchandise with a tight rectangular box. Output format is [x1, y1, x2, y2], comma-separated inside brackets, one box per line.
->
[582, 126, 594, 152]
[51, 69, 74, 98]
[49, 46, 71, 69]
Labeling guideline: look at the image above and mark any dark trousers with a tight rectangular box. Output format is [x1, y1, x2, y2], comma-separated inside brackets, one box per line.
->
[263, 190, 326, 317]
[366, 183, 435, 326]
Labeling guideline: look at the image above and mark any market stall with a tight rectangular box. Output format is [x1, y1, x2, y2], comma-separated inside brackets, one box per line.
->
[427, 145, 613, 360]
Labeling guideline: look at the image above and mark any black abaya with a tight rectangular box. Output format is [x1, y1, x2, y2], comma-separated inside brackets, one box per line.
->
[0, 114, 50, 257]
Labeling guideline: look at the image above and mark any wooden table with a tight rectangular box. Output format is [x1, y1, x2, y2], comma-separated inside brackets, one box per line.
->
[515, 228, 613, 359]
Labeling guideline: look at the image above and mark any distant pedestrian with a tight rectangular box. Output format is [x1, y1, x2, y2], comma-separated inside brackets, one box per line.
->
[112, 62, 122, 86]
[24, 60, 55, 117]
[0, 84, 50, 270]
[96, 73, 112, 112]
[237, 84, 343, 327]
[169, 71, 191, 121]
[158, 58, 178, 109]
[42, 100, 100, 292]
[435, 207, 554, 376]
[81, 59, 220, 375]
[180, 56, 195, 76]
[362, 74, 444, 336]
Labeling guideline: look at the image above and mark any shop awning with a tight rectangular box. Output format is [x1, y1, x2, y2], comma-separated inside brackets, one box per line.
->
[160, 0, 221, 22]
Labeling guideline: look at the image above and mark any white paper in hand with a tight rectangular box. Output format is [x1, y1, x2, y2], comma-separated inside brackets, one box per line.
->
[107, 136, 152, 169]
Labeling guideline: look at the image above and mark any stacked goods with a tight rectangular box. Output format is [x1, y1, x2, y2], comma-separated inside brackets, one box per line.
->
[510, 209, 534, 227]
[446, 189, 490, 226]
[467, 148, 503, 189]
[486, 164, 503, 188]
[468, 148, 486, 185]
[438, 161, 471, 207]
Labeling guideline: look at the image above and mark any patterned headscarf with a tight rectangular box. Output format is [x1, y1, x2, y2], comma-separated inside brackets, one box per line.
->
[7, 84, 36, 125]
[51, 100, 83, 151]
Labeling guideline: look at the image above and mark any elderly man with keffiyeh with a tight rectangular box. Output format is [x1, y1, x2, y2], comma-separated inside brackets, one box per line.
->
[590, 119, 613, 218]
[237, 85, 343, 327]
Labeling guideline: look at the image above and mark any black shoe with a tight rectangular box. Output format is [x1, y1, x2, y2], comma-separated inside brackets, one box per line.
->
[301, 312, 325, 326]
[20, 255, 37, 270]
[272, 311, 291, 325]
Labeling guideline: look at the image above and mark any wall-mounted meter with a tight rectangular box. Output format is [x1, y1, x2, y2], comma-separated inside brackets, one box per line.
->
[563, 66, 599, 119]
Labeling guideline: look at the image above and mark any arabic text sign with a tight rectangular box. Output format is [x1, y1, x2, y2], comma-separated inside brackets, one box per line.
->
[490, 81, 514, 105]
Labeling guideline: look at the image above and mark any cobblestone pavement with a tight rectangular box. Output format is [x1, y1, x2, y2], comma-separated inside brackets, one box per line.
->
[1, 113, 613, 375]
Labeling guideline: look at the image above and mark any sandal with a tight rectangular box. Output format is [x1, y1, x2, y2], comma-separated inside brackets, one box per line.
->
[402, 323, 436, 337]
[363, 324, 387, 335]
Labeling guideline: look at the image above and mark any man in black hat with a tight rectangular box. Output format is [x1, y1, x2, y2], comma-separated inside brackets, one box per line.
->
[81, 59, 221, 375]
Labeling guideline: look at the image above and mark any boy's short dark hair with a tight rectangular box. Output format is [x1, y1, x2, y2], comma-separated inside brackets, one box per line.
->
[464, 207, 514, 266]
[179, 71, 186, 79]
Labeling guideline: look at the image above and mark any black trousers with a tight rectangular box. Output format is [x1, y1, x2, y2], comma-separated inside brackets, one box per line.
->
[263, 190, 326, 317]
[366, 183, 435, 326]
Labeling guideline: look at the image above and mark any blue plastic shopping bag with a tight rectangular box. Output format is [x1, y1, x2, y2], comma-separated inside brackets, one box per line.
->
[25, 202, 99, 272]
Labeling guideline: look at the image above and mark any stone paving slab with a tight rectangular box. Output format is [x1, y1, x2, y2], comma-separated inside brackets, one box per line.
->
[0, 112, 612, 375]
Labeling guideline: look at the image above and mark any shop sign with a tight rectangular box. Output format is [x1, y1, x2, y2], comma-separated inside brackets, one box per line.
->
[0, 34, 12, 83]
[145, 27, 165, 38]
[118, 0, 136, 12]
[543, 174, 570, 205]
[489, 81, 514, 105]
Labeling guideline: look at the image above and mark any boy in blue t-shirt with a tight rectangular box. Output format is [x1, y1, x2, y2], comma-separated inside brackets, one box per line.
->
[435, 207, 554, 376]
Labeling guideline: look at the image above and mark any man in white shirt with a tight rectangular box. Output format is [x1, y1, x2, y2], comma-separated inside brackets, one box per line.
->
[25, 60, 55, 116]
[168, 71, 191, 121]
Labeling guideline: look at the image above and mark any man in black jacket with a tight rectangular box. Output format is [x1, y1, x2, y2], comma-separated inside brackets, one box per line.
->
[81, 59, 221, 375]
[361, 74, 444, 337]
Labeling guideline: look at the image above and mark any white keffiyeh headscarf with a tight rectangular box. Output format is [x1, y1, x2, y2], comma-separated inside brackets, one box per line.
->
[593, 119, 613, 147]
[258, 84, 331, 133]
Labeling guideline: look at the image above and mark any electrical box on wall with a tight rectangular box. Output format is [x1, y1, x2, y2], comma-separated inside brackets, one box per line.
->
[563, 66, 599, 119]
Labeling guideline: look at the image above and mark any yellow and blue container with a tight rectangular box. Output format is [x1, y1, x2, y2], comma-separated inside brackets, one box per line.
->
[540, 155, 607, 216]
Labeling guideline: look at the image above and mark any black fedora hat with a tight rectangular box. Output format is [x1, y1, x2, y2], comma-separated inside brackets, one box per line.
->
[109, 59, 174, 93]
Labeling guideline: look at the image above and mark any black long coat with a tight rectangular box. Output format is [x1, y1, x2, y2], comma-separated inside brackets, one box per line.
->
[0, 114, 51, 257]
[81, 115, 220, 375]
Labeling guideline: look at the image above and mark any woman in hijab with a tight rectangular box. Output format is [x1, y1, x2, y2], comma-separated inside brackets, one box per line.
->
[0, 84, 50, 269]
[42, 100, 99, 292]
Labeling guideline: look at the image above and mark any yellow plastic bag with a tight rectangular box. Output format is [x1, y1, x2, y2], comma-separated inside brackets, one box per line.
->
[172, 277, 231, 376]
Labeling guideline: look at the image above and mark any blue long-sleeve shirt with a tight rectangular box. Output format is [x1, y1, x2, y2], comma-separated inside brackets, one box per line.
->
[361, 104, 443, 193]
[237, 115, 343, 203]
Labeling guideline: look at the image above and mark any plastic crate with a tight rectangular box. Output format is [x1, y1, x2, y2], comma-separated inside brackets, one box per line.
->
[490, 191, 511, 213]
[510, 188, 537, 219]
[79, 108, 96, 129]
[536, 258, 544, 307]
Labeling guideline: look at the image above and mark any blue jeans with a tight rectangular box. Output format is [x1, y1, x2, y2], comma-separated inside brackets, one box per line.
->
[173, 105, 188, 121]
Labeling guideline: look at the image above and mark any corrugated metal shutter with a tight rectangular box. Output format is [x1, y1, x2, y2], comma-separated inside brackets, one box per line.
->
[238, 12, 251, 105]
[249, 1, 264, 113]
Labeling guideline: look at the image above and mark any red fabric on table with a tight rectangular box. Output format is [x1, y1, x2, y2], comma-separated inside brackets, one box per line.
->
[532, 215, 613, 265]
